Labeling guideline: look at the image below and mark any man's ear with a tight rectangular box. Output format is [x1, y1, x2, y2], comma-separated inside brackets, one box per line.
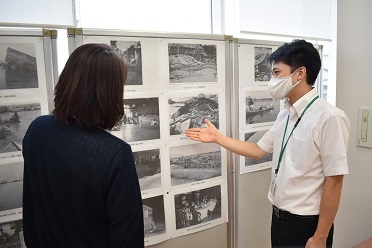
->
[297, 66, 307, 80]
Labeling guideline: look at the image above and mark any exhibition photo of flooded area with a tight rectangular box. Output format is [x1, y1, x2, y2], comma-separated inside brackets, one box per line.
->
[0, 43, 39, 90]
[246, 92, 280, 125]
[110, 98, 160, 143]
[168, 43, 217, 83]
[170, 143, 221, 186]
[169, 93, 219, 135]
[0, 103, 41, 154]
[0, 161, 23, 212]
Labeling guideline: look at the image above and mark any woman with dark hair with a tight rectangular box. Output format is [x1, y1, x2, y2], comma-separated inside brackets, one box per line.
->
[22, 43, 144, 248]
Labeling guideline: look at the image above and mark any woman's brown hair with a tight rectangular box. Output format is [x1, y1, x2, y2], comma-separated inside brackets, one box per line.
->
[53, 43, 127, 129]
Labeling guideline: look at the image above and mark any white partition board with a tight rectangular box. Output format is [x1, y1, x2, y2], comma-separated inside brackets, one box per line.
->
[71, 29, 231, 247]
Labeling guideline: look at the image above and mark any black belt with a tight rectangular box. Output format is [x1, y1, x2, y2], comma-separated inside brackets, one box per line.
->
[273, 205, 319, 223]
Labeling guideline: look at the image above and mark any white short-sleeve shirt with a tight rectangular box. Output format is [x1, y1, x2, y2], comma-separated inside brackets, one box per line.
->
[257, 88, 350, 215]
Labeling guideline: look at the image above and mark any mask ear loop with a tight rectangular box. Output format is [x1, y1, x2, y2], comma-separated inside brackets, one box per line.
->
[294, 66, 306, 83]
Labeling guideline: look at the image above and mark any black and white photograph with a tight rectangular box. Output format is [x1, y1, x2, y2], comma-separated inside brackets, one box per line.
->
[0, 103, 41, 154]
[245, 91, 279, 125]
[254, 47, 272, 82]
[170, 143, 221, 186]
[110, 98, 160, 143]
[142, 195, 166, 238]
[133, 149, 161, 191]
[0, 43, 39, 90]
[244, 130, 272, 167]
[168, 43, 217, 83]
[0, 219, 24, 248]
[110, 40, 142, 85]
[0, 161, 23, 212]
[169, 93, 219, 135]
[174, 185, 221, 230]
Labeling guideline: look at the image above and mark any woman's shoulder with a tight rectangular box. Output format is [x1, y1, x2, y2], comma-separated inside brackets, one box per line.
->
[97, 130, 130, 148]
[28, 115, 56, 129]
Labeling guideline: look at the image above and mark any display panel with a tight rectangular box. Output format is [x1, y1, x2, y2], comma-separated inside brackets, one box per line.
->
[238, 42, 282, 174]
[0, 30, 56, 242]
[78, 32, 229, 245]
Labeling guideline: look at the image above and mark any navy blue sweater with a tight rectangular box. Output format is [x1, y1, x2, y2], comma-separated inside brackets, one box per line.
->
[22, 115, 144, 248]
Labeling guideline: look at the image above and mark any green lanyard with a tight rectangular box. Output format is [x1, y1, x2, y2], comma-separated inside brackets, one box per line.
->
[275, 95, 319, 175]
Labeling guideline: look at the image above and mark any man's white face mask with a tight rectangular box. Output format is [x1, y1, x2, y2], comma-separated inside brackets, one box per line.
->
[268, 68, 302, 100]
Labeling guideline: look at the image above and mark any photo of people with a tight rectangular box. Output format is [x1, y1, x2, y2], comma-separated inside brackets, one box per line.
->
[0, 219, 24, 248]
[110, 98, 160, 142]
[142, 195, 166, 238]
[0, 161, 23, 212]
[170, 143, 221, 186]
[0, 43, 39, 90]
[174, 185, 221, 230]
[110, 40, 142, 85]
[245, 92, 279, 125]
[133, 149, 161, 191]
[254, 46, 272, 81]
[244, 131, 273, 167]
[168, 43, 217, 83]
[0, 103, 41, 154]
[169, 93, 219, 135]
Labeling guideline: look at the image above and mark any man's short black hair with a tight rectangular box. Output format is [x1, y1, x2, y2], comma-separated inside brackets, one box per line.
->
[269, 39, 321, 85]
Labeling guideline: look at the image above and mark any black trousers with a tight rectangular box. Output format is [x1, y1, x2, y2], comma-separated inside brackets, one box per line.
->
[271, 209, 334, 248]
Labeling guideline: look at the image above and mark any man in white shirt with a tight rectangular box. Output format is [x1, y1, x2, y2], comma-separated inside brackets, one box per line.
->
[185, 39, 350, 248]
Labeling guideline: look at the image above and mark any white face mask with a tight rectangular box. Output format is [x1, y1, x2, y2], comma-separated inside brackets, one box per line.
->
[268, 69, 302, 100]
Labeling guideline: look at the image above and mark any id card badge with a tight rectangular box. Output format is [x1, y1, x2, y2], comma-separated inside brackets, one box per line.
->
[269, 176, 277, 196]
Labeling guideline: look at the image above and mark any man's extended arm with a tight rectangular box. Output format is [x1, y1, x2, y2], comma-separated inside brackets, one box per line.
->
[185, 119, 268, 159]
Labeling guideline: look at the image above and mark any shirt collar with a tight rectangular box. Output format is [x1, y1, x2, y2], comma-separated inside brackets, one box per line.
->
[285, 87, 319, 118]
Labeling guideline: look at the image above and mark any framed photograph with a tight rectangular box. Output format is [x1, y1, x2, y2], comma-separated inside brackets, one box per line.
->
[238, 44, 278, 87]
[0, 160, 23, 213]
[0, 103, 41, 155]
[254, 46, 272, 82]
[174, 185, 221, 230]
[0, 36, 49, 99]
[133, 148, 161, 192]
[0, 219, 25, 248]
[168, 43, 217, 84]
[169, 143, 221, 187]
[168, 92, 220, 137]
[110, 97, 160, 143]
[240, 89, 281, 130]
[0, 43, 38, 90]
[110, 40, 142, 85]
[83, 35, 161, 92]
[142, 195, 166, 240]
[240, 128, 273, 174]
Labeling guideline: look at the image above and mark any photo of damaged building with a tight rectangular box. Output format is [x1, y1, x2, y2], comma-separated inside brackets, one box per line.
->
[0, 43, 39, 89]
[168, 43, 217, 83]
[169, 93, 219, 135]
[111, 40, 142, 85]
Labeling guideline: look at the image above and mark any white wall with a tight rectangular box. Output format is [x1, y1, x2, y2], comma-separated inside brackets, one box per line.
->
[0, 0, 73, 27]
[335, 0, 372, 247]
